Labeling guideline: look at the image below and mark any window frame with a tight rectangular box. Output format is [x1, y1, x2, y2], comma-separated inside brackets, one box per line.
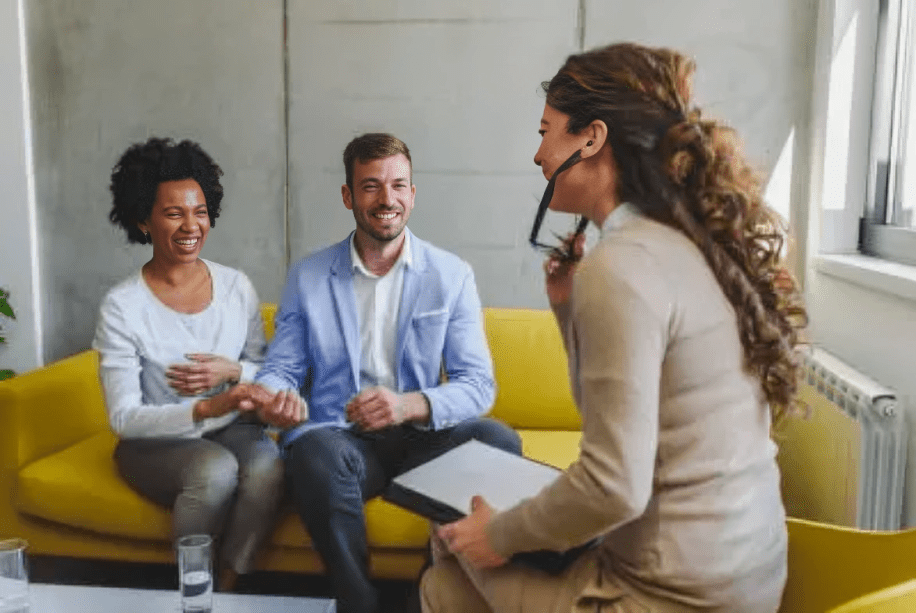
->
[861, 0, 916, 262]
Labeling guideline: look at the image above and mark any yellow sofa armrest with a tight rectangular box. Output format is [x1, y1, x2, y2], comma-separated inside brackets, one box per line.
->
[0, 349, 109, 469]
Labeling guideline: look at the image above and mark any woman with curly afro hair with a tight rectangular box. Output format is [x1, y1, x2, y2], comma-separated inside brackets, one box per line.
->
[94, 137, 284, 591]
[426, 43, 807, 613]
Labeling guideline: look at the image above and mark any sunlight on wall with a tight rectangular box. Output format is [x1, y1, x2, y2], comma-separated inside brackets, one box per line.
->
[822, 12, 858, 211]
[17, 0, 43, 366]
[764, 127, 795, 224]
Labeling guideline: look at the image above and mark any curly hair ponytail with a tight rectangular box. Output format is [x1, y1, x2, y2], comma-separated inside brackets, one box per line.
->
[544, 43, 807, 421]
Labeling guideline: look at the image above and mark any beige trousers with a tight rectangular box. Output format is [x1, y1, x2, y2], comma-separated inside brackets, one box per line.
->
[420, 545, 651, 613]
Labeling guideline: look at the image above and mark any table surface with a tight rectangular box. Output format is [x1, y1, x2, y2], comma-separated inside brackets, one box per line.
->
[26, 582, 335, 612]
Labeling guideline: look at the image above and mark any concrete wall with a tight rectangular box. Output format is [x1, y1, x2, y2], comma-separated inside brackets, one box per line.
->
[19, 0, 819, 364]
[25, 0, 287, 362]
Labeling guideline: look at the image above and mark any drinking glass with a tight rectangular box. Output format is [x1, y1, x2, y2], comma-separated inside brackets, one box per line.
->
[0, 539, 29, 613]
[177, 535, 212, 613]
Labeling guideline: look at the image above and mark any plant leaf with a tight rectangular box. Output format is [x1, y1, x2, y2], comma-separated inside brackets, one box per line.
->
[0, 370, 14, 381]
[0, 297, 14, 319]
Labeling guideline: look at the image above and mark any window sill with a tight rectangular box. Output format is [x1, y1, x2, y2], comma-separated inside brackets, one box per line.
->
[814, 254, 916, 303]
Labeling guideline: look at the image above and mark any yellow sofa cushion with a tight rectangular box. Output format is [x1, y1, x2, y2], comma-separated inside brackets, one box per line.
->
[484, 308, 580, 430]
[16, 427, 582, 548]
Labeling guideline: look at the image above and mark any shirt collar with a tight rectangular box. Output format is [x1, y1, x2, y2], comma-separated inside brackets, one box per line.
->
[600, 202, 642, 236]
[350, 230, 413, 278]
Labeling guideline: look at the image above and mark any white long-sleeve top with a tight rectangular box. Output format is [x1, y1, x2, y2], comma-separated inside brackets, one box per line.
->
[93, 260, 266, 439]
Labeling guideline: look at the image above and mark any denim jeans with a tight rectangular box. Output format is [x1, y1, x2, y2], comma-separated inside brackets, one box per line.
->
[284, 418, 522, 613]
[114, 417, 285, 574]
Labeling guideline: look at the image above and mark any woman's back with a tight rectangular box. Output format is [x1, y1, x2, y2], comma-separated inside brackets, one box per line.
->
[588, 204, 786, 609]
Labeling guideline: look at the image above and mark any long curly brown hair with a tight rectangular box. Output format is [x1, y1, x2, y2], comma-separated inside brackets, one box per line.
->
[544, 42, 807, 422]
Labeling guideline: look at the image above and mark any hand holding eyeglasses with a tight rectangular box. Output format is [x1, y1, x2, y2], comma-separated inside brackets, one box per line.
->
[544, 232, 586, 308]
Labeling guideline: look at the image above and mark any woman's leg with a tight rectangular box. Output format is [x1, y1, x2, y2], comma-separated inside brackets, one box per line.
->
[114, 436, 240, 541]
[207, 419, 285, 576]
[421, 551, 632, 613]
[421, 557, 493, 613]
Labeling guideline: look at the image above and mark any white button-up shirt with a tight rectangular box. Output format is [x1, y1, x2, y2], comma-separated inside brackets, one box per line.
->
[350, 231, 413, 392]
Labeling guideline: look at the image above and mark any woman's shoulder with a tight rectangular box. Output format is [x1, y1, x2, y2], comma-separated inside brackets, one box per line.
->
[201, 259, 258, 302]
[100, 269, 146, 309]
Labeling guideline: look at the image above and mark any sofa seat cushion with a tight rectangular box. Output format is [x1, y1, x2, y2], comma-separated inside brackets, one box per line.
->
[15, 431, 431, 549]
[17, 427, 582, 549]
[271, 498, 431, 550]
[518, 429, 582, 470]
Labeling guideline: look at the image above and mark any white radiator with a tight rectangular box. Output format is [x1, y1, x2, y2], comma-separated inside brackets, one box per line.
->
[776, 347, 906, 531]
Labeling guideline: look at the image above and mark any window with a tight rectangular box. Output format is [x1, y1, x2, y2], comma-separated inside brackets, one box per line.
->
[862, 0, 916, 264]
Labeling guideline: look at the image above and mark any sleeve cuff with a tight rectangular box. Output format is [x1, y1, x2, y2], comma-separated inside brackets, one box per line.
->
[239, 360, 260, 383]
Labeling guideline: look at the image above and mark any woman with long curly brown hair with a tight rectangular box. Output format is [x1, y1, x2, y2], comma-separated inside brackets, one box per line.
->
[423, 43, 806, 613]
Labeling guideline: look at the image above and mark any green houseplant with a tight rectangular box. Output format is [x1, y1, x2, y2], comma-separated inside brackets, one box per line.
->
[0, 287, 15, 380]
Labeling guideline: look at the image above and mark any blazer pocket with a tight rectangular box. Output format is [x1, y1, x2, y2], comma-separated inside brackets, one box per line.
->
[413, 308, 449, 321]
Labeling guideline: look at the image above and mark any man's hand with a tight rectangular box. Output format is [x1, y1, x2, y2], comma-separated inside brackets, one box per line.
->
[245, 385, 307, 429]
[345, 386, 429, 431]
[436, 496, 508, 569]
[167, 354, 242, 396]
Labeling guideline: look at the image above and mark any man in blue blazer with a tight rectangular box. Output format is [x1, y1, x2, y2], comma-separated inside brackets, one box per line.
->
[252, 133, 521, 613]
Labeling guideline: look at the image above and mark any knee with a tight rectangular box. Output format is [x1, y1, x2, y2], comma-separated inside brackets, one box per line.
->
[420, 559, 477, 613]
[183, 451, 239, 508]
[239, 449, 285, 499]
[285, 430, 363, 494]
[458, 418, 522, 455]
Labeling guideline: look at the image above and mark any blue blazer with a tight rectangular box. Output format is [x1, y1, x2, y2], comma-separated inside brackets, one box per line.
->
[256, 229, 496, 445]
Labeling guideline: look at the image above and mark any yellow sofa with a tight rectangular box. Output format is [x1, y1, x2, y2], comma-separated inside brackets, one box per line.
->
[0, 307, 582, 579]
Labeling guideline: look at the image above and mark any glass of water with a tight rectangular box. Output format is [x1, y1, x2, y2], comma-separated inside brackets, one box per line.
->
[0, 539, 29, 613]
[176, 535, 212, 613]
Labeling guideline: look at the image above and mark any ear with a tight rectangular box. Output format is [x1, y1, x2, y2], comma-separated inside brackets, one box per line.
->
[137, 220, 149, 235]
[341, 184, 353, 211]
[580, 119, 609, 160]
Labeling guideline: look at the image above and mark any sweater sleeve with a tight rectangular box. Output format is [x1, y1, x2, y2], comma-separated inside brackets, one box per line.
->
[488, 241, 672, 557]
[93, 293, 200, 438]
[237, 273, 267, 382]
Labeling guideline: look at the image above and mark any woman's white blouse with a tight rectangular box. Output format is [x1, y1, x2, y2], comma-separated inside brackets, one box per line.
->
[93, 260, 266, 439]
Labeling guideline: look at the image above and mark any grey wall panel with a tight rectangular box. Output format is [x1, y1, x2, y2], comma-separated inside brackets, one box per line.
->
[26, 0, 287, 361]
[287, 0, 581, 309]
[583, 0, 818, 184]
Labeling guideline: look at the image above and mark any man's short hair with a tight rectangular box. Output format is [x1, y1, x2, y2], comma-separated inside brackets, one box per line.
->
[343, 133, 412, 191]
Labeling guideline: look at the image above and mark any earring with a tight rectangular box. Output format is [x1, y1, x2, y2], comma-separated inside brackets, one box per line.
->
[586, 140, 594, 147]
[144, 232, 151, 243]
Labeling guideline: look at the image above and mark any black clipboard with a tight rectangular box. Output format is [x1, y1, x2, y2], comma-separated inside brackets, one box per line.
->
[381, 439, 599, 575]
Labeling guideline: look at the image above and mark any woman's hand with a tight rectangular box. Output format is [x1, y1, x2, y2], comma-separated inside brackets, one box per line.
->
[166, 354, 242, 396]
[192, 383, 257, 422]
[437, 495, 508, 569]
[544, 232, 585, 308]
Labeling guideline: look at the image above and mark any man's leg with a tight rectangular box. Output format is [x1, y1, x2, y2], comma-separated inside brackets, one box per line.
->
[401, 417, 522, 472]
[285, 427, 388, 613]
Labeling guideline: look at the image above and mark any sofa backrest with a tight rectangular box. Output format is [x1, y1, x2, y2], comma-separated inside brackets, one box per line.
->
[483, 308, 580, 430]
[259, 304, 581, 431]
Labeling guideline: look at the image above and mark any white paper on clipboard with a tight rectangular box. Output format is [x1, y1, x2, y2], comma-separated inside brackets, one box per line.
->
[391, 439, 562, 516]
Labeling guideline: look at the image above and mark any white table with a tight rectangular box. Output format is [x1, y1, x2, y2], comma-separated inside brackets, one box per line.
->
[26, 582, 335, 612]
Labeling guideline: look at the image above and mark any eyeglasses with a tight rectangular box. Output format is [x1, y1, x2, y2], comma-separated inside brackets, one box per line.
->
[529, 150, 589, 264]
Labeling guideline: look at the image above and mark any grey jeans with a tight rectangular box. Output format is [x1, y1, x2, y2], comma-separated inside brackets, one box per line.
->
[114, 417, 284, 574]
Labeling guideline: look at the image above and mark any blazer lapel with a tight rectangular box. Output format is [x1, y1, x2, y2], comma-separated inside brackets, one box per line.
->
[396, 231, 427, 375]
[330, 238, 361, 389]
